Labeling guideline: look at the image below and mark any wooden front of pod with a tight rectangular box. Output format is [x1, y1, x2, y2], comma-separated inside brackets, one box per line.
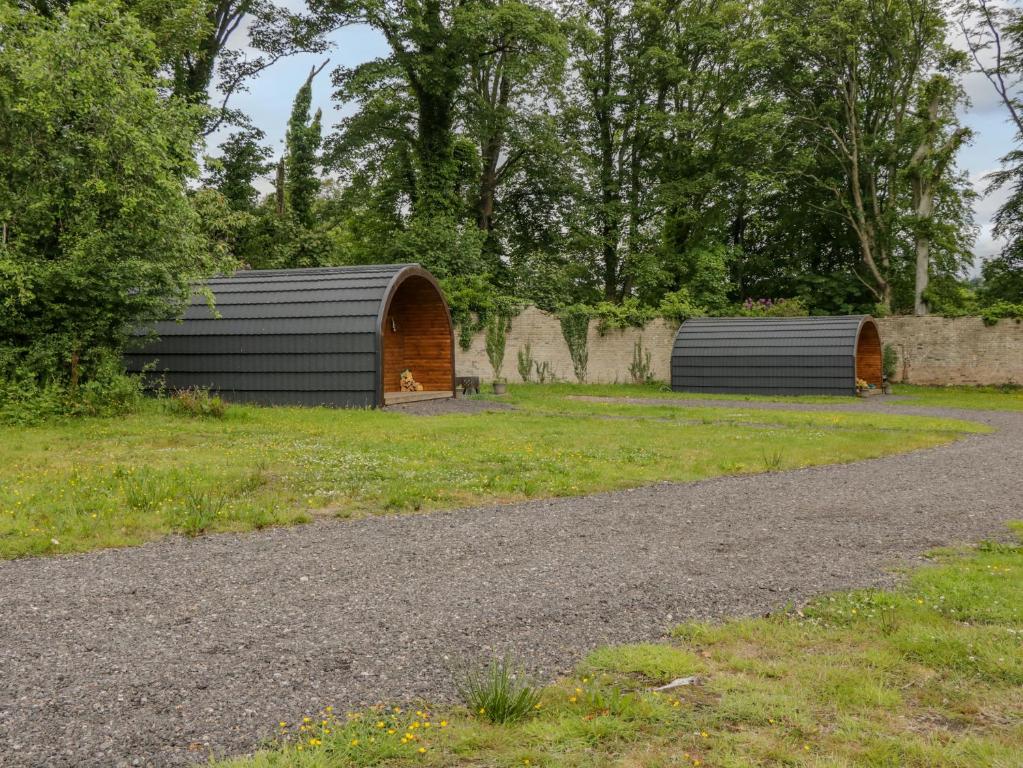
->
[378, 267, 455, 405]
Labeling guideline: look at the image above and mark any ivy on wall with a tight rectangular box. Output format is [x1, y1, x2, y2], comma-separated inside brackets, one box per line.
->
[558, 304, 591, 382]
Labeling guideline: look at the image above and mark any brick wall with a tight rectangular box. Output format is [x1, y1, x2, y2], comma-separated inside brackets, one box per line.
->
[876, 316, 1023, 385]
[455, 308, 1023, 386]
[455, 306, 678, 384]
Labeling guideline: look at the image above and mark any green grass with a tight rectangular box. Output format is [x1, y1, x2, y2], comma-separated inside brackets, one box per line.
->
[0, 387, 987, 559]
[891, 384, 1023, 411]
[505, 380, 1023, 412]
[215, 525, 1023, 768]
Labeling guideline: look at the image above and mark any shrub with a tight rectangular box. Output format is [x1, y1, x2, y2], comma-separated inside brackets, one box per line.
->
[558, 304, 591, 383]
[454, 656, 542, 724]
[534, 360, 554, 383]
[0, 353, 143, 425]
[629, 339, 654, 384]
[167, 387, 227, 418]
[980, 301, 1023, 327]
[882, 343, 898, 380]
[658, 288, 706, 324]
[516, 342, 534, 382]
[592, 298, 657, 335]
[485, 315, 510, 382]
[734, 297, 809, 317]
[441, 274, 522, 350]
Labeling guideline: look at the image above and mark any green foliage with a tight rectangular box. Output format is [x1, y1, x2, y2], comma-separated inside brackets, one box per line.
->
[592, 298, 657, 335]
[204, 127, 272, 212]
[882, 344, 899, 381]
[454, 656, 542, 724]
[980, 300, 1023, 326]
[284, 66, 324, 228]
[657, 288, 706, 325]
[166, 387, 227, 419]
[558, 304, 591, 383]
[516, 343, 535, 383]
[484, 315, 510, 382]
[0, 1, 220, 399]
[0, 351, 143, 426]
[733, 298, 810, 317]
[174, 488, 228, 537]
[441, 275, 522, 351]
[629, 340, 654, 385]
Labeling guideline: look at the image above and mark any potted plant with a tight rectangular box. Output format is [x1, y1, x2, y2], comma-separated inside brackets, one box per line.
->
[485, 315, 509, 395]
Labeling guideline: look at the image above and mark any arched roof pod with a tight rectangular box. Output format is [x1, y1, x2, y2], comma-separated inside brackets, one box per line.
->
[671, 315, 882, 396]
[126, 264, 455, 407]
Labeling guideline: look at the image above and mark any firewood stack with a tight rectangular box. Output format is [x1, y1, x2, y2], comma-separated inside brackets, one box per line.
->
[400, 368, 424, 392]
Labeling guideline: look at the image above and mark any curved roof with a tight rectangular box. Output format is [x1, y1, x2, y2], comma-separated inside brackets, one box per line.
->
[126, 264, 450, 407]
[671, 315, 877, 396]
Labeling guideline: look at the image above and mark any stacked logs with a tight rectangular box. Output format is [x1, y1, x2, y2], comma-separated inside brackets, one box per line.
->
[400, 369, 424, 392]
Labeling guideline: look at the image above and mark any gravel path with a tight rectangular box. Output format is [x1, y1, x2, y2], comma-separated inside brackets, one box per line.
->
[1, 400, 1020, 767]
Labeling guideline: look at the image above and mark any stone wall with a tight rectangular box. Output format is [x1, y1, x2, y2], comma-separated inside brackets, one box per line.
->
[876, 316, 1023, 385]
[455, 306, 678, 384]
[455, 308, 1023, 386]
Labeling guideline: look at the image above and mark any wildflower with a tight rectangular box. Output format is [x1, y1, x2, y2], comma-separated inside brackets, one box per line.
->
[568, 696, 577, 703]
[377, 721, 386, 728]
[440, 721, 448, 728]
[325, 705, 334, 713]
[700, 731, 708, 738]
[534, 703, 542, 710]
[575, 688, 582, 694]
[478, 708, 486, 715]
[308, 738, 321, 747]
[388, 729, 396, 735]
[394, 707, 402, 713]
[418, 747, 427, 754]
[350, 738, 359, 746]
[279, 722, 287, 728]
[803, 744, 810, 751]
[303, 716, 312, 723]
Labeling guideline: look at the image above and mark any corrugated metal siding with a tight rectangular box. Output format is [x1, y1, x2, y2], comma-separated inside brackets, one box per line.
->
[671, 316, 865, 396]
[125, 264, 416, 408]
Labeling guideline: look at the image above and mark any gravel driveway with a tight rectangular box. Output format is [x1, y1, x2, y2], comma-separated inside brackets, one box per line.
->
[1, 400, 1020, 767]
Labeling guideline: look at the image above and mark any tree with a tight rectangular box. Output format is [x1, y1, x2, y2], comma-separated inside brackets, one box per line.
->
[462, 0, 566, 238]
[907, 75, 971, 315]
[960, 0, 1023, 303]
[767, 0, 963, 312]
[204, 125, 273, 211]
[0, 0, 224, 385]
[285, 62, 328, 228]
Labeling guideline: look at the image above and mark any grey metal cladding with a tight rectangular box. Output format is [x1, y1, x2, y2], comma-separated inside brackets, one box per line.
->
[127, 264, 420, 407]
[671, 315, 867, 396]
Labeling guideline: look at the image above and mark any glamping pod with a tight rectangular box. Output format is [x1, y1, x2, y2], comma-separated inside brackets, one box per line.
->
[126, 264, 455, 407]
[671, 315, 882, 396]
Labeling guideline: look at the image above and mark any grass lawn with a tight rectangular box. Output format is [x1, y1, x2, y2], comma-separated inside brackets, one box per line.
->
[217, 523, 1023, 768]
[0, 386, 987, 559]
[511, 381, 1023, 412]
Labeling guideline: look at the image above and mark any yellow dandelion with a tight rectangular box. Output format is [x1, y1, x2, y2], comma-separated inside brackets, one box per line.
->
[700, 731, 708, 738]
[388, 729, 396, 735]
[440, 721, 448, 728]
[394, 706, 402, 713]
[350, 738, 359, 746]
[279, 722, 287, 728]
[377, 721, 386, 728]
[303, 716, 312, 723]
[325, 705, 334, 713]
[478, 708, 486, 714]
[568, 696, 577, 703]
[534, 703, 542, 709]
[418, 747, 427, 754]
[575, 688, 582, 694]
[804, 744, 811, 751]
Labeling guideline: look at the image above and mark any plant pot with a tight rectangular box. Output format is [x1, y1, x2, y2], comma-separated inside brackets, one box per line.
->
[493, 381, 507, 395]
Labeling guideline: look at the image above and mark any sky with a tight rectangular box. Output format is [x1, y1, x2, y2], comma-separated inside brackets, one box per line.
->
[209, 8, 1016, 272]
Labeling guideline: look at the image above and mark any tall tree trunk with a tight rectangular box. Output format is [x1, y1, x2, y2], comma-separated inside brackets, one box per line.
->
[909, 81, 970, 316]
